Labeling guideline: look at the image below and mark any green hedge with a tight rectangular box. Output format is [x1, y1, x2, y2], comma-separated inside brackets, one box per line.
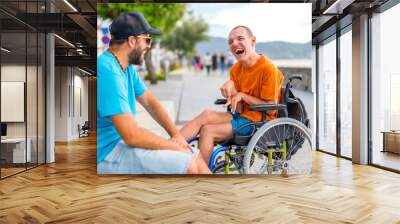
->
[169, 63, 181, 72]
[144, 71, 166, 81]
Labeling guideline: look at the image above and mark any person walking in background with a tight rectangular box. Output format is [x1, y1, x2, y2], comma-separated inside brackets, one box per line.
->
[191, 56, 196, 71]
[193, 55, 200, 71]
[219, 53, 226, 75]
[211, 53, 218, 73]
[204, 52, 212, 76]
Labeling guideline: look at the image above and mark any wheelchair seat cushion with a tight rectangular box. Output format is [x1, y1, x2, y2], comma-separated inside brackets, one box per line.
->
[218, 135, 252, 147]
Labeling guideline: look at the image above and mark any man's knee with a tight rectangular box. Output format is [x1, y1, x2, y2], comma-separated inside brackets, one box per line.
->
[186, 158, 198, 174]
[199, 109, 215, 124]
[200, 124, 214, 137]
[200, 124, 232, 140]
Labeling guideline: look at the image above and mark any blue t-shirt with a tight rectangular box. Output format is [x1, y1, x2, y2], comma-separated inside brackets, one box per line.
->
[97, 50, 147, 163]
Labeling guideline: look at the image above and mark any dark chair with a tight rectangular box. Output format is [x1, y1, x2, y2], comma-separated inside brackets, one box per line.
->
[78, 121, 90, 138]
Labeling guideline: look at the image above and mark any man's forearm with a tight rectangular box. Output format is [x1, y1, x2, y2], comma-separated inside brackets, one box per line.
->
[110, 113, 179, 150]
[241, 93, 270, 105]
[146, 95, 178, 137]
[127, 126, 178, 150]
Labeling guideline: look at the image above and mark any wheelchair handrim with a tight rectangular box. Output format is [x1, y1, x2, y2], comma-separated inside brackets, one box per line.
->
[209, 146, 227, 170]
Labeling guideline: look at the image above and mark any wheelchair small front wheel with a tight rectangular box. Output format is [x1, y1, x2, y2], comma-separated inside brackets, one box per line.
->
[243, 118, 312, 175]
[212, 161, 227, 174]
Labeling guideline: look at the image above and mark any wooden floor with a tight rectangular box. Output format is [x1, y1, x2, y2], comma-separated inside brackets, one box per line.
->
[1, 167, 26, 178]
[1, 136, 400, 223]
[1, 163, 45, 178]
[373, 150, 400, 171]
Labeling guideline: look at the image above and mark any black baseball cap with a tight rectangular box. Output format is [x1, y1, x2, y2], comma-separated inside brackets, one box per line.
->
[109, 12, 162, 40]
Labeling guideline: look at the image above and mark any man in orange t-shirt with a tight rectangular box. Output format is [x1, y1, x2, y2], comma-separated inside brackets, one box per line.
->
[180, 25, 284, 164]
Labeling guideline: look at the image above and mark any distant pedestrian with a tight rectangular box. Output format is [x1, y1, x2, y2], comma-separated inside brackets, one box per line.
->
[204, 52, 212, 76]
[211, 53, 218, 72]
[191, 57, 196, 71]
[194, 55, 201, 71]
[219, 53, 226, 74]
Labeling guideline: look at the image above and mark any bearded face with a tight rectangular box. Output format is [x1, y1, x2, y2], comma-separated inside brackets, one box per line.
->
[128, 44, 145, 65]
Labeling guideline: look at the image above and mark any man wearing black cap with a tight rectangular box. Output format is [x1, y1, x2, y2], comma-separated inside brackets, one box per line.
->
[97, 12, 211, 174]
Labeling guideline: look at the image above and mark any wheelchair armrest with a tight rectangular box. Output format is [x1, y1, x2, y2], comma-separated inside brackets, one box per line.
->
[249, 104, 287, 112]
[250, 104, 288, 121]
[215, 98, 227, 105]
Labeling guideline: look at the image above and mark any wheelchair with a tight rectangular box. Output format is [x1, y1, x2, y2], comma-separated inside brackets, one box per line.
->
[188, 75, 312, 175]
[78, 121, 90, 138]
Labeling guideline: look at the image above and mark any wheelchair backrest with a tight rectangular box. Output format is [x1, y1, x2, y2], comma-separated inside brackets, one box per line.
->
[280, 87, 309, 127]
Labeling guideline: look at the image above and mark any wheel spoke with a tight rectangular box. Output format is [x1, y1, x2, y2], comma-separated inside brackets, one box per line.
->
[244, 119, 312, 175]
[291, 131, 306, 150]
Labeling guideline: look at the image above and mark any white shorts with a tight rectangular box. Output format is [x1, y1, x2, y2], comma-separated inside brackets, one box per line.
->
[97, 141, 199, 174]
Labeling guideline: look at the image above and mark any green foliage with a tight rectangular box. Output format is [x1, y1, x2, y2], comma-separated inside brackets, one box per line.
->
[162, 17, 209, 58]
[169, 63, 181, 72]
[144, 71, 165, 81]
[97, 3, 186, 85]
[97, 3, 185, 37]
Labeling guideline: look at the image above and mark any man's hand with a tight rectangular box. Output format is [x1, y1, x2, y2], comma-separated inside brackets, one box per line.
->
[111, 113, 190, 152]
[224, 97, 232, 108]
[220, 80, 237, 98]
[170, 133, 192, 153]
[228, 92, 244, 113]
[168, 140, 192, 154]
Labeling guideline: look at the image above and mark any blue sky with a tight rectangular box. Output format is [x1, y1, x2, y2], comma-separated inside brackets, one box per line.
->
[187, 3, 311, 43]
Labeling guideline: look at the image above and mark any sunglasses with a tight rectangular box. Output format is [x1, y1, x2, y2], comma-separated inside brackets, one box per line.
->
[136, 35, 152, 46]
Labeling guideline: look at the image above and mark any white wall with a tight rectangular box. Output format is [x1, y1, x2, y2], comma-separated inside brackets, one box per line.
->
[54, 67, 89, 141]
[1, 65, 33, 138]
[70, 71, 89, 139]
[1, 64, 46, 164]
[55, 66, 69, 141]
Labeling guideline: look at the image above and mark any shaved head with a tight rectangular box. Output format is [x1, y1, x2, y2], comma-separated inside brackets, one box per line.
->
[230, 25, 254, 37]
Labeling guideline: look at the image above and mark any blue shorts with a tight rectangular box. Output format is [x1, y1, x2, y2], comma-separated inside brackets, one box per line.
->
[97, 141, 199, 174]
[230, 113, 255, 136]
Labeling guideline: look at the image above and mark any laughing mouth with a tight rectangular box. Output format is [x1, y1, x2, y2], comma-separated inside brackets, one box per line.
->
[235, 48, 245, 56]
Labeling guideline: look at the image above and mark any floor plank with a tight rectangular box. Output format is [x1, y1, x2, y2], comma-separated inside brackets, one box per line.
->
[0, 135, 400, 223]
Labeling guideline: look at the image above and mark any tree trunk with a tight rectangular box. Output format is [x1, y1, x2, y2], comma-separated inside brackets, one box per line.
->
[144, 49, 157, 85]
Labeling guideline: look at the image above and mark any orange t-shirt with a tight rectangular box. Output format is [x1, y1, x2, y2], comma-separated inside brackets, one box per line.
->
[230, 54, 284, 122]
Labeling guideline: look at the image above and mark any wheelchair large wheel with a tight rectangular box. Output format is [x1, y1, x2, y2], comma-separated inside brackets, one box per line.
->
[243, 118, 312, 175]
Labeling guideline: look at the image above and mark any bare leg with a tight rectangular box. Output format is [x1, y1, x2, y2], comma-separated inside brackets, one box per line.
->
[179, 109, 232, 141]
[196, 153, 212, 174]
[198, 123, 233, 164]
[186, 158, 199, 174]
[186, 153, 211, 174]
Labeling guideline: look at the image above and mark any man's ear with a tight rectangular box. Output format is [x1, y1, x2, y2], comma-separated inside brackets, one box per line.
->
[251, 36, 256, 48]
[127, 36, 136, 48]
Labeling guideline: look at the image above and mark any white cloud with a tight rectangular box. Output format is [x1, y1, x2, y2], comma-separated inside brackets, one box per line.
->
[188, 3, 311, 43]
